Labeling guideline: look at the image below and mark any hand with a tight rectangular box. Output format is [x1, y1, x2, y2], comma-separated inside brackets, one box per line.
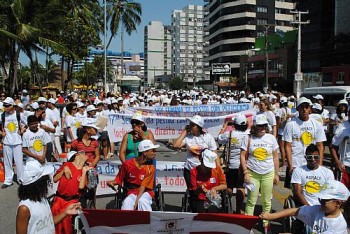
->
[37, 155, 46, 164]
[1, 130, 6, 137]
[273, 174, 279, 185]
[83, 166, 93, 173]
[244, 173, 250, 184]
[210, 188, 218, 198]
[107, 181, 116, 191]
[336, 161, 345, 172]
[134, 202, 138, 210]
[259, 212, 273, 220]
[288, 167, 294, 176]
[201, 184, 208, 193]
[63, 166, 72, 179]
[64, 203, 82, 215]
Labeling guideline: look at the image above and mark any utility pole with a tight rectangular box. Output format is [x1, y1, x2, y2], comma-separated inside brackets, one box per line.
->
[291, 10, 310, 98]
[263, 24, 272, 93]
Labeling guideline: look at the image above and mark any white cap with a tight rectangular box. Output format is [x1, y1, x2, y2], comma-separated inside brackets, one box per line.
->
[269, 95, 277, 102]
[117, 97, 123, 102]
[37, 97, 48, 102]
[138, 139, 160, 152]
[86, 105, 97, 112]
[22, 89, 28, 93]
[31, 102, 39, 110]
[3, 97, 14, 106]
[312, 103, 322, 111]
[16, 103, 24, 109]
[111, 98, 118, 104]
[202, 149, 217, 169]
[76, 101, 85, 108]
[339, 99, 348, 105]
[202, 95, 208, 100]
[67, 151, 77, 161]
[48, 98, 57, 104]
[20, 160, 54, 185]
[280, 96, 288, 103]
[313, 94, 324, 100]
[95, 99, 103, 105]
[314, 180, 350, 201]
[255, 114, 269, 125]
[132, 113, 144, 122]
[187, 115, 204, 128]
[232, 113, 247, 125]
[82, 119, 100, 130]
[297, 97, 312, 108]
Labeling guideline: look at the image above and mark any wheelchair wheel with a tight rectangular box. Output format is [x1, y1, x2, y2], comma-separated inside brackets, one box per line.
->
[283, 196, 296, 233]
[115, 186, 127, 209]
[181, 190, 191, 212]
[87, 199, 96, 209]
[154, 184, 165, 211]
[221, 191, 232, 214]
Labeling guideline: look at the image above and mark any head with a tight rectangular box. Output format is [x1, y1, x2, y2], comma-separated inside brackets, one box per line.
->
[313, 94, 324, 105]
[251, 114, 269, 137]
[3, 97, 14, 113]
[0, 92, 6, 101]
[297, 97, 312, 121]
[336, 100, 348, 116]
[66, 102, 78, 115]
[131, 113, 147, 132]
[81, 120, 99, 138]
[312, 103, 322, 114]
[27, 115, 39, 132]
[138, 139, 159, 161]
[67, 150, 88, 163]
[232, 114, 248, 132]
[187, 115, 205, 136]
[199, 149, 217, 173]
[259, 98, 272, 111]
[304, 144, 320, 170]
[315, 180, 350, 215]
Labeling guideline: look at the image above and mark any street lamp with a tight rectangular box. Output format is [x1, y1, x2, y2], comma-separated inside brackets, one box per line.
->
[104, 0, 108, 92]
[263, 25, 272, 92]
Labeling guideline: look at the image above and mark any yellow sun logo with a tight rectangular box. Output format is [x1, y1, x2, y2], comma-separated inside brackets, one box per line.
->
[6, 122, 17, 133]
[305, 181, 321, 194]
[74, 121, 81, 128]
[301, 131, 313, 146]
[231, 137, 239, 144]
[33, 139, 43, 152]
[253, 147, 268, 161]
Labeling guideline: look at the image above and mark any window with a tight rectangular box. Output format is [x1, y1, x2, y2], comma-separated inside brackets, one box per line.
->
[338, 72, 345, 82]
[257, 6, 268, 13]
[257, 18, 268, 25]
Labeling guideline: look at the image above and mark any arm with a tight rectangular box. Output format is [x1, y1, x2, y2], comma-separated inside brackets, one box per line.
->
[53, 166, 72, 182]
[260, 208, 299, 221]
[53, 203, 81, 225]
[173, 128, 187, 149]
[119, 134, 128, 163]
[285, 141, 293, 175]
[92, 143, 100, 167]
[272, 125, 277, 138]
[316, 142, 324, 166]
[16, 205, 30, 234]
[292, 183, 309, 206]
[240, 149, 250, 183]
[67, 127, 75, 141]
[41, 124, 55, 133]
[79, 166, 92, 190]
[272, 149, 279, 185]
[134, 185, 146, 210]
[330, 144, 345, 172]
[42, 145, 47, 161]
[147, 130, 156, 143]
[22, 147, 45, 163]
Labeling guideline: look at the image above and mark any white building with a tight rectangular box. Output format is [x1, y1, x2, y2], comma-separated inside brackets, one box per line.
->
[204, 0, 296, 80]
[172, 5, 210, 87]
[144, 21, 172, 87]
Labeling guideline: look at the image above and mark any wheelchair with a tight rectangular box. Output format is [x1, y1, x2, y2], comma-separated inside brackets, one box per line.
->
[181, 189, 232, 213]
[283, 195, 311, 234]
[111, 183, 165, 211]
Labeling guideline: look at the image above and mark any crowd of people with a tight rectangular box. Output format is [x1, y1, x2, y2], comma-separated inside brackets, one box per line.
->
[0, 87, 350, 233]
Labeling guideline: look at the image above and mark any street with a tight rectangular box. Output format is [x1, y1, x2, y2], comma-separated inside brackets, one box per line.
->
[1, 140, 299, 234]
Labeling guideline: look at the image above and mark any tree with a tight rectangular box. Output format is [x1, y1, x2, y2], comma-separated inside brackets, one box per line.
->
[169, 76, 186, 90]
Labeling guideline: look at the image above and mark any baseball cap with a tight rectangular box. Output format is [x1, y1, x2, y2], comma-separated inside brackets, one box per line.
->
[31, 102, 39, 110]
[22, 89, 28, 93]
[297, 97, 312, 108]
[312, 103, 322, 111]
[132, 113, 144, 122]
[37, 97, 48, 103]
[280, 96, 288, 103]
[314, 180, 350, 201]
[86, 105, 97, 112]
[48, 98, 57, 104]
[187, 115, 204, 128]
[232, 113, 247, 125]
[138, 139, 160, 152]
[202, 95, 208, 100]
[202, 149, 217, 169]
[76, 101, 85, 108]
[117, 97, 123, 102]
[338, 99, 348, 105]
[3, 97, 14, 106]
[20, 160, 54, 185]
[255, 114, 269, 125]
[313, 94, 324, 100]
[82, 119, 100, 130]
[15, 103, 24, 109]
[67, 151, 78, 161]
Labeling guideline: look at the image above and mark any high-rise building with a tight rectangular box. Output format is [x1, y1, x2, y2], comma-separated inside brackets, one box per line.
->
[144, 21, 172, 87]
[204, 0, 296, 81]
[172, 5, 209, 87]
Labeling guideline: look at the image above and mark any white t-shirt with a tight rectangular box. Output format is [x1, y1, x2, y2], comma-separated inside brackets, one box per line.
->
[218, 130, 249, 169]
[18, 199, 55, 234]
[241, 133, 279, 174]
[52, 107, 61, 136]
[45, 108, 57, 125]
[40, 119, 55, 142]
[65, 115, 80, 142]
[183, 133, 217, 170]
[276, 107, 292, 135]
[291, 165, 334, 205]
[297, 205, 348, 234]
[2, 112, 25, 145]
[22, 128, 50, 162]
[331, 126, 350, 167]
[330, 113, 348, 135]
[310, 113, 324, 125]
[283, 118, 326, 168]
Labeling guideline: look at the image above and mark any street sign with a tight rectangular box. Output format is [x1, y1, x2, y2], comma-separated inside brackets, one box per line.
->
[294, 73, 303, 81]
[211, 63, 231, 75]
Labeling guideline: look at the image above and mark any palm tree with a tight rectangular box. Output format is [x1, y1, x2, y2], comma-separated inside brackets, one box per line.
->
[107, 0, 142, 47]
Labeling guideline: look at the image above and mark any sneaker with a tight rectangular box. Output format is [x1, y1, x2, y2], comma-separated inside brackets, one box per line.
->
[1, 183, 13, 189]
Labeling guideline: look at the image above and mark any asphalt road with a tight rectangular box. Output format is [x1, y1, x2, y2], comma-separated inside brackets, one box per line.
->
[1, 140, 314, 234]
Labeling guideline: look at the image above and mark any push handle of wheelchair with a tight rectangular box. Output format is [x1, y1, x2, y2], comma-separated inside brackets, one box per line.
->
[107, 181, 117, 191]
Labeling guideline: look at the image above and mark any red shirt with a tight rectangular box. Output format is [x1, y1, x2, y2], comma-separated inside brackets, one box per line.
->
[55, 162, 83, 197]
[189, 165, 226, 200]
[72, 139, 99, 164]
[57, 96, 65, 104]
[114, 158, 155, 198]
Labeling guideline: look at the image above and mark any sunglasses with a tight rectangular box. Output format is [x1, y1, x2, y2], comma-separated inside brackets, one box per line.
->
[305, 155, 320, 160]
[3, 104, 11, 108]
[131, 119, 142, 126]
[38, 101, 46, 105]
[257, 124, 268, 128]
[318, 198, 336, 205]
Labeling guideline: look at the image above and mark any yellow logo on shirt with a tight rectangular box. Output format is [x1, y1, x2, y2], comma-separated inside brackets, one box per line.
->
[33, 139, 43, 152]
[253, 148, 268, 161]
[231, 137, 239, 145]
[74, 121, 81, 128]
[301, 131, 313, 146]
[305, 181, 321, 194]
[6, 122, 16, 133]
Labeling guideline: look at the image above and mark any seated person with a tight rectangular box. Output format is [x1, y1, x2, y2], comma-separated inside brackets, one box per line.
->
[291, 144, 334, 206]
[107, 140, 158, 211]
[189, 149, 227, 213]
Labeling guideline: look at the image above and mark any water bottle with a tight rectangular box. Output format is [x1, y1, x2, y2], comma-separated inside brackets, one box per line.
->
[87, 169, 98, 189]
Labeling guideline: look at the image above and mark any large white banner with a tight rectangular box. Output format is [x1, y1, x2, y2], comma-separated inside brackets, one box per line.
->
[107, 110, 254, 142]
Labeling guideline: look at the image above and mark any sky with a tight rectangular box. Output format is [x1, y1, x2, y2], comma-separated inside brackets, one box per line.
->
[108, 0, 204, 54]
[19, 0, 204, 65]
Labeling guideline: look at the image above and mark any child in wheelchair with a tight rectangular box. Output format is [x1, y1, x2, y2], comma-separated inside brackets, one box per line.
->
[107, 139, 158, 211]
[188, 149, 227, 213]
[260, 180, 350, 234]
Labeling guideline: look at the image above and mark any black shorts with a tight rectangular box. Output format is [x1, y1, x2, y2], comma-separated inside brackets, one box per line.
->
[98, 131, 109, 141]
[225, 168, 244, 190]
